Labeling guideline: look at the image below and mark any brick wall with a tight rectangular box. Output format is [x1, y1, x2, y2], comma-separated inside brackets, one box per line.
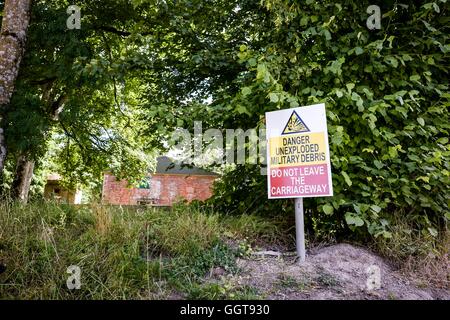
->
[101, 173, 217, 206]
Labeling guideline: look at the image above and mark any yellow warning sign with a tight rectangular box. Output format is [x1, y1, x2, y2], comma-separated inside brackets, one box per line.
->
[282, 110, 310, 135]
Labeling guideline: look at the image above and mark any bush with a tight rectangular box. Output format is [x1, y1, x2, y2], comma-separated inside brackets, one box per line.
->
[209, 1, 450, 243]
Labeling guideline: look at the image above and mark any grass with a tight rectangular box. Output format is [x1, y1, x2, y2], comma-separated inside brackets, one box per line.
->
[276, 274, 313, 292]
[187, 282, 260, 300]
[315, 268, 340, 288]
[1, 202, 150, 299]
[220, 214, 281, 243]
[1, 201, 447, 299]
[372, 213, 449, 289]
[0, 201, 268, 299]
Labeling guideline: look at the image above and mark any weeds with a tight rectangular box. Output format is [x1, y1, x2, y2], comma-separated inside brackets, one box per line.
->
[276, 273, 314, 292]
[220, 214, 290, 246]
[0, 202, 243, 299]
[187, 281, 260, 300]
[0, 201, 447, 299]
[315, 267, 340, 288]
[373, 213, 449, 288]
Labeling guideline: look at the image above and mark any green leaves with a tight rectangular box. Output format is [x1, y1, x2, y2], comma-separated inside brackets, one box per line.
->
[374, 160, 384, 169]
[268, 92, 279, 103]
[235, 105, 250, 116]
[326, 57, 345, 75]
[300, 16, 309, 27]
[370, 205, 382, 214]
[346, 83, 355, 94]
[432, 3, 440, 13]
[247, 58, 257, 67]
[183, 0, 450, 247]
[351, 92, 364, 112]
[341, 171, 352, 187]
[384, 56, 399, 68]
[345, 212, 364, 227]
[241, 87, 252, 97]
[213, 0, 449, 242]
[256, 63, 271, 83]
[322, 204, 334, 215]
[428, 227, 438, 237]
[354, 47, 364, 55]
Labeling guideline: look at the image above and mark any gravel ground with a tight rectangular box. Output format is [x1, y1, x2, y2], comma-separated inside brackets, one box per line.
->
[215, 243, 449, 300]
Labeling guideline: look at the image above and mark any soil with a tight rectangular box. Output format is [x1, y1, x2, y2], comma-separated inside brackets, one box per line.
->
[215, 243, 449, 300]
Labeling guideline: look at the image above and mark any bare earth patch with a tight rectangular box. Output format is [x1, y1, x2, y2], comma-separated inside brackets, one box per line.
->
[218, 243, 449, 300]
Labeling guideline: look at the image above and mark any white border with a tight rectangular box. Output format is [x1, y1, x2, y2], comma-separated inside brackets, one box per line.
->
[266, 103, 333, 199]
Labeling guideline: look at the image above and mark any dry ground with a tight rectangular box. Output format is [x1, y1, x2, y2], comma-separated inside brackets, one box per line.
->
[206, 243, 449, 300]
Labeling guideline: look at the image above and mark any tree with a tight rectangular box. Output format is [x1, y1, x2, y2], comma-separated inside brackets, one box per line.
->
[210, 0, 449, 238]
[0, 0, 32, 173]
[4, 0, 264, 201]
[3, 0, 162, 200]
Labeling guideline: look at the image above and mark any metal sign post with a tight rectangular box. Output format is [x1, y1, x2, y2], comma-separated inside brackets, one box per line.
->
[295, 198, 306, 263]
[266, 103, 333, 263]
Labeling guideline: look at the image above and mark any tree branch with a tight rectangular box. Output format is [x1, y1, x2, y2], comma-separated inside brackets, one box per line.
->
[96, 26, 154, 37]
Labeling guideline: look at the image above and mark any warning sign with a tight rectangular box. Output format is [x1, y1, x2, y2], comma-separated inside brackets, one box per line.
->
[266, 103, 333, 198]
[282, 110, 310, 135]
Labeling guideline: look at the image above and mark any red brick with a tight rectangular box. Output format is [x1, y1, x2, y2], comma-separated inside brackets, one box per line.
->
[102, 173, 217, 206]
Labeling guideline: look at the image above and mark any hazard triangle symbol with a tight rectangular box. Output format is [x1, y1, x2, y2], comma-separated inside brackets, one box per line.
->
[282, 111, 310, 135]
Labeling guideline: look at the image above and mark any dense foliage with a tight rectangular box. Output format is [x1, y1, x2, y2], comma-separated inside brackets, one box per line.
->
[209, 0, 449, 239]
[0, 0, 448, 239]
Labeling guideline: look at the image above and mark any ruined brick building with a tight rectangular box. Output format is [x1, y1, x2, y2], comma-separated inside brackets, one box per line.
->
[44, 173, 83, 204]
[101, 156, 218, 206]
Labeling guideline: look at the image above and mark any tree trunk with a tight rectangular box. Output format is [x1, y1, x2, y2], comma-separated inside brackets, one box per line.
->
[0, 0, 32, 173]
[9, 89, 66, 202]
[11, 154, 34, 203]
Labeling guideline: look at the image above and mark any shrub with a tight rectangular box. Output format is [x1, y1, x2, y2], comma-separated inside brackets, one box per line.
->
[209, 1, 450, 243]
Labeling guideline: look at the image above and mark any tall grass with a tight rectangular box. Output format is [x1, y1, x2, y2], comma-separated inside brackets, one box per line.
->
[0, 202, 243, 299]
[373, 213, 449, 288]
[220, 213, 290, 247]
[0, 202, 148, 299]
[3, 201, 442, 299]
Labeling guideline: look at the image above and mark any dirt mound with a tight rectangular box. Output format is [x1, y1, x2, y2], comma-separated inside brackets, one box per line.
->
[229, 243, 449, 300]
